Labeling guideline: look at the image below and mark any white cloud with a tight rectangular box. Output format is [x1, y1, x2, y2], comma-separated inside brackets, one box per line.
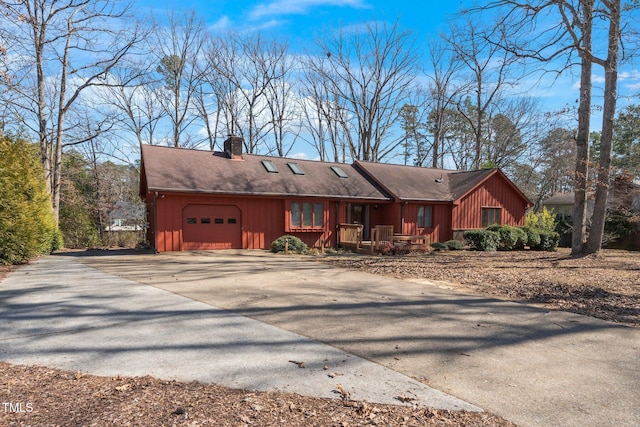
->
[210, 16, 231, 32]
[249, 0, 368, 20]
[618, 70, 640, 80]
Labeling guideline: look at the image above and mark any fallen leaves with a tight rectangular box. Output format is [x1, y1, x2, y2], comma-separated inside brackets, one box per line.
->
[322, 248, 640, 327]
[0, 362, 517, 426]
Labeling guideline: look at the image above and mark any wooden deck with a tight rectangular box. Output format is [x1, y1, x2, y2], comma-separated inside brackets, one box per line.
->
[338, 224, 429, 254]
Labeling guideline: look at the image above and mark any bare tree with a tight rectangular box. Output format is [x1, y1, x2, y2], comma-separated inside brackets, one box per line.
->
[475, 0, 632, 254]
[298, 55, 353, 162]
[0, 0, 143, 222]
[583, 0, 621, 253]
[262, 42, 299, 157]
[206, 32, 285, 154]
[152, 10, 207, 148]
[308, 20, 420, 162]
[99, 54, 164, 148]
[425, 38, 465, 168]
[442, 16, 524, 170]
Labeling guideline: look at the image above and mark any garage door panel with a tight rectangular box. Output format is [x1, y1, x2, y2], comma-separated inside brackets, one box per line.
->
[182, 204, 242, 249]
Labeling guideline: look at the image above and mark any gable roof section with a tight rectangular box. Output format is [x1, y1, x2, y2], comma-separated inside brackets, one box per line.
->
[449, 168, 532, 207]
[354, 161, 532, 206]
[447, 169, 497, 200]
[354, 161, 455, 201]
[141, 145, 390, 201]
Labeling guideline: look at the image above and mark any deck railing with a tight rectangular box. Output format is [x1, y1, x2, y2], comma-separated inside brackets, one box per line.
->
[371, 225, 394, 254]
[339, 223, 363, 249]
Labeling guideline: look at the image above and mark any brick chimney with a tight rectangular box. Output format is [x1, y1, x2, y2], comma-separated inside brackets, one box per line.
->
[224, 135, 243, 160]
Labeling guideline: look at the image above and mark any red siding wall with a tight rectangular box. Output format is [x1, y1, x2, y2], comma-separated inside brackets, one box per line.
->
[144, 171, 528, 252]
[149, 192, 343, 252]
[452, 174, 528, 230]
[399, 203, 452, 244]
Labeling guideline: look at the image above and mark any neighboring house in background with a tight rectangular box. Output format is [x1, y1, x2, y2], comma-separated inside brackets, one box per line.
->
[105, 201, 145, 232]
[542, 177, 640, 250]
[140, 136, 532, 252]
[541, 193, 595, 223]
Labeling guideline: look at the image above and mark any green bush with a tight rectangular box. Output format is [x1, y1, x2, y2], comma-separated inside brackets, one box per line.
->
[444, 239, 464, 250]
[525, 207, 557, 233]
[519, 226, 541, 248]
[271, 235, 308, 254]
[463, 230, 500, 252]
[430, 242, 447, 251]
[487, 225, 525, 251]
[0, 135, 60, 264]
[532, 231, 560, 251]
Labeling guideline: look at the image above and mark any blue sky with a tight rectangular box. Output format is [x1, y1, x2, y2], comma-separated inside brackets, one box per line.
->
[135, 0, 639, 116]
[130, 0, 639, 162]
[135, 0, 471, 54]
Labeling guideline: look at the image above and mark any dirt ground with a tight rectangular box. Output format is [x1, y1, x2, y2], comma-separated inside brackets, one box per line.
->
[2, 247, 637, 426]
[321, 248, 639, 328]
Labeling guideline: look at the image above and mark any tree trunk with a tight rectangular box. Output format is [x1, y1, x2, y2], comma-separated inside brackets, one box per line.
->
[570, 0, 594, 256]
[584, 0, 620, 254]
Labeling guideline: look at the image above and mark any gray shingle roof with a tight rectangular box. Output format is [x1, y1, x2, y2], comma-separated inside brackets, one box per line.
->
[141, 145, 391, 201]
[141, 145, 527, 205]
[354, 161, 497, 202]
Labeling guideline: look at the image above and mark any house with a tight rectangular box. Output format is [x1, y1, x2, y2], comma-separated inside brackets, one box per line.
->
[542, 176, 640, 249]
[105, 201, 145, 232]
[140, 136, 532, 252]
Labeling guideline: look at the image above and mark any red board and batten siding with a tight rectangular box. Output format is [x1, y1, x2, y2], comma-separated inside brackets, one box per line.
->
[452, 173, 528, 230]
[150, 192, 341, 252]
[400, 203, 451, 244]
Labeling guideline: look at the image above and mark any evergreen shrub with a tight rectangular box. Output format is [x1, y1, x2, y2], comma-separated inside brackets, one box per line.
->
[463, 230, 500, 252]
[487, 225, 525, 250]
[532, 231, 560, 251]
[271, 235, 308, 254]
[0, 135, 60, 264]
[444, 239, 464, 250]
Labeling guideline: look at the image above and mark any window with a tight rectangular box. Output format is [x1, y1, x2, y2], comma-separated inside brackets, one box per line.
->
[417, 206, 433, 228]
[330, 166, 348, 178]
[290, 201, 324, 230]
[313, 203, 323, 227]
[291, 202, 301, 226]
[228, 218, 237, 224]
[482, 207, 502, 227]
[186, 218, 197, 224]
[287, 162, 304, 175]
[214, 218, 224, 224]
[261, 159, 278, 173]
[201, 217, 211, 224]
[554, 206, 572, 222]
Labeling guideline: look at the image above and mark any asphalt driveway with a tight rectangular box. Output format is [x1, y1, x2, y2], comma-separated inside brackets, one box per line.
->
[3, 249, 639, 426]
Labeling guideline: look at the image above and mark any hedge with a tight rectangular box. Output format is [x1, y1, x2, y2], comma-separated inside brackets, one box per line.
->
[532, 231, 560, 251]
[0, 135, 61, 264]
[487, 225, 526, 251]
[463, 230, 500, 251]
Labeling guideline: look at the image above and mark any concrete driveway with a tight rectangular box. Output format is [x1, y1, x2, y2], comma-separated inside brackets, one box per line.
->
[3, 250, 639, 426]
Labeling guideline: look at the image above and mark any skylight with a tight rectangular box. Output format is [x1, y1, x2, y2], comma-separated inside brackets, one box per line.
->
[261, 160, 278, 173]
[330, 166, 348, 178]
[287, 162, 305, 175]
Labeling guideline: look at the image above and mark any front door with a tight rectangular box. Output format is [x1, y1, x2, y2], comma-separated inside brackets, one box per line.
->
[348, 203, 370, 239]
